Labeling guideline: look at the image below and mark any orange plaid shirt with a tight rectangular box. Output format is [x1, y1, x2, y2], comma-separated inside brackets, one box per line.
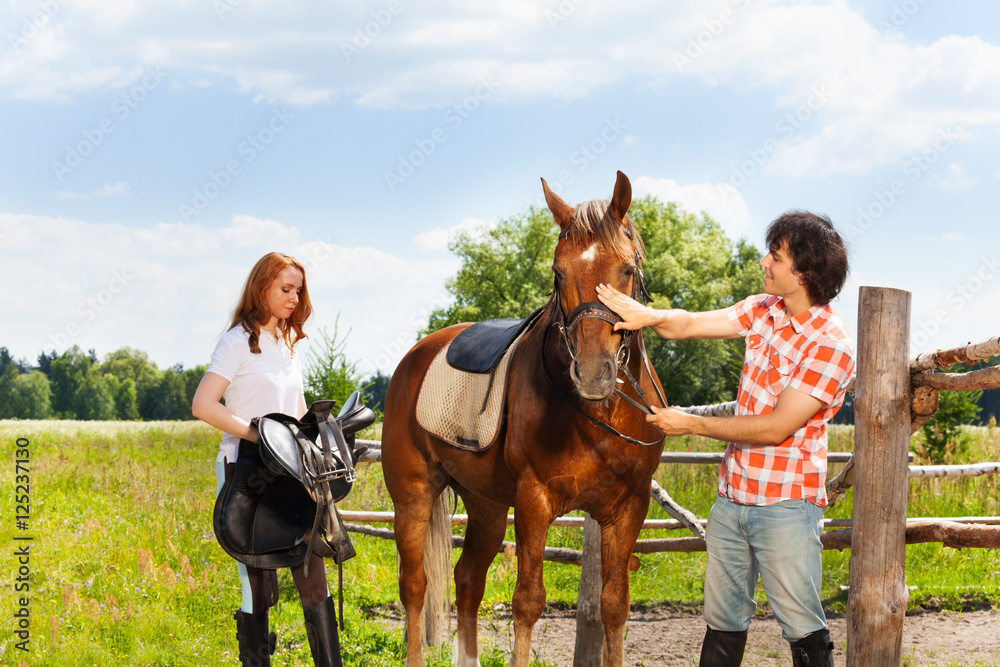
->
[721, 294, 855, 507]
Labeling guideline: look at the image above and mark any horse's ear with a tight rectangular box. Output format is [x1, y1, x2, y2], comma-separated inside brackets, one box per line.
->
[609, 170, 632, 223]
[541, 177, 574, 230]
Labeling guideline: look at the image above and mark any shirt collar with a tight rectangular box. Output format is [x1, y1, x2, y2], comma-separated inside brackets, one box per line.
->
[767, 297, 831, 334]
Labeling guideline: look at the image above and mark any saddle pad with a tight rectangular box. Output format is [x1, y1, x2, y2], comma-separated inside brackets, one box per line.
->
[446, 307, 543, 373]
[416, 331, 524, 451]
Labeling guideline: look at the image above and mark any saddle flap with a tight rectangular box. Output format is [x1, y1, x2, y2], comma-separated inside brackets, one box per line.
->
[258, 416, 302, 479]
[446, 307, 544, 373]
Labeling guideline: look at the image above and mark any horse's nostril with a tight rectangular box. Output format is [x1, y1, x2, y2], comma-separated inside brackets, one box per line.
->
[570, 360, 581, 385]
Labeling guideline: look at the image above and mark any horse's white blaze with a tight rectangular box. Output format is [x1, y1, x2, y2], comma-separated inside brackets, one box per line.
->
[580, 243, 598, 262]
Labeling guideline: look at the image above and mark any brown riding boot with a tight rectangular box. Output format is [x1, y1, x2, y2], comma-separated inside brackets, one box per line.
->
[233, 609, 277, 667]
[303, 596, 343, 667]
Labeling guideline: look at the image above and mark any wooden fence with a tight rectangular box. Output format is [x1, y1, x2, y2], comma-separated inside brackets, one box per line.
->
[345, 286, 1000, 666]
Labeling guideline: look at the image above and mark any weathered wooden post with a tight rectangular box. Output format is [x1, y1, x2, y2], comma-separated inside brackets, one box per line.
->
[422, 490, 452, 648]
[847, 286, 911, 666]
[574, 513, 603, 665]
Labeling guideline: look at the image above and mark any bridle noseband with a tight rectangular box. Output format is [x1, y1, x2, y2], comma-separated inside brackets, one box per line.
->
[543, 233, 667, 447]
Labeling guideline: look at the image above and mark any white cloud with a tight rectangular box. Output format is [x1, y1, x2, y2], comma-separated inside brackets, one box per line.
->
[0, 212, 455, 373]
[412, 217, 494, 252]
[633, 176, 753, 232]
[931, 162, 978, 192]
[57, 181, 131, 200]
[1, 1, 999, 177]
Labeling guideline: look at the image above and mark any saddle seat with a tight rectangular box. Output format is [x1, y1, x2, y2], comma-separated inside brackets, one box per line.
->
[213, 392, 376, 570]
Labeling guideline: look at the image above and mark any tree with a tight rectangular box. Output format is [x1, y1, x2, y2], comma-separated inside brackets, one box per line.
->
[424, 208, 558, 332]
[303, 318, 368, 411]
[423, 196, 763, 407]
[140, 369, 189, 420]
[73, 366, 116, 420]
[48, 346, 93, 418]
[362, 370, 391, 415]
[0, 364, 52, 419]
[107, 376, 141, 420]
[630, 197, 762, 407]
[919, 388, 982, 464]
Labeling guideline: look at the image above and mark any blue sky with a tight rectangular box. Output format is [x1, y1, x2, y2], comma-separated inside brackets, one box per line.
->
[2, 0, 998, 381]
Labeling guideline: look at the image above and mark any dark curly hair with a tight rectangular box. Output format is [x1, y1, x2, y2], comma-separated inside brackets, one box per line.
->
[765, 211, 848, 306]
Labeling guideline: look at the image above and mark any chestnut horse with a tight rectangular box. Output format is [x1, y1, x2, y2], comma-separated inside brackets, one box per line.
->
[382, 171, 666, 667]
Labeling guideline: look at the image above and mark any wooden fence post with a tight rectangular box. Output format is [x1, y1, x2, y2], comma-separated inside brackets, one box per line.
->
[574, 513, 603, 666]
[847, 286, 912, 667]
[422, 490, 452, 648]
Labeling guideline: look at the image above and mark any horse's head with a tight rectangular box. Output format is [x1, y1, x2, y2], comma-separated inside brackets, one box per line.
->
[542, 170, 645, 401]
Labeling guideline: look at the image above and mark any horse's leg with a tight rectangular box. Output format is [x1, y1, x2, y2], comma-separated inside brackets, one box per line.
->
[387, 454, 448, 667]
[598, 493, 648, 667]
[509, 482, 553, 667]
[452, 490, 509, 667]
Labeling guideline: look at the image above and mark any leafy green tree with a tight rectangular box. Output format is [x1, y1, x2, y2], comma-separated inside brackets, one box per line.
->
[107, 375, 141, 420]
[630, 197, 762, 407]
[0, 347, 12, 370]
[181, 365, 207, 412]
[36, 350, 57, 376]
[73, 366, 116, 420]
[100, 347, 161, 413]
[424, 208, 558, 333]
[48, 346, 93, 418]
[918, 365, 984, 464]
[0, 362, 19, 418]
[140, 369, 189, 420]
[303, 318, 368, 411]
[14, 370, 53, 418]
[362, 370, 391, 414]
[423, 196, 763, 407]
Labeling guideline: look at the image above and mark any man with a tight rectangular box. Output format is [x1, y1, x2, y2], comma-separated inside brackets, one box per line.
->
[596, 211, 854, 667]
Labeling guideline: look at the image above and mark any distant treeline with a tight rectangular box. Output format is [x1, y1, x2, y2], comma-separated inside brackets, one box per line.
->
[0, 345, 205, 421]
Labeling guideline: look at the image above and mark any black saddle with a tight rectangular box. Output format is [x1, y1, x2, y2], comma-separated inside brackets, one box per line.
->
[213, 392, 376, 571]
[446, 307, 543, 373]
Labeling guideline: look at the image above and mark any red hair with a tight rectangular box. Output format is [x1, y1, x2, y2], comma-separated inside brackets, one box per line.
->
[229, 252, 312, 354]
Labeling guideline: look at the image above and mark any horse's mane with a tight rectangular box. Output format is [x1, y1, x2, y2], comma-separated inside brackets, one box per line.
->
[560, 199, 645, 263]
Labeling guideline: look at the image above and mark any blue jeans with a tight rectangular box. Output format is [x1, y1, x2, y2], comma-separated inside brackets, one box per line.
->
[703, 495, 827, 642]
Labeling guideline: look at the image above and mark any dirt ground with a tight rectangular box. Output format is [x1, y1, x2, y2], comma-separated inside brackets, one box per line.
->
[374, 604, 1000, 666]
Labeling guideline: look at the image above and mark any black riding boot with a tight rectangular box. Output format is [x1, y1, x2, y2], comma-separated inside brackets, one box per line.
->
[233, 610, 277, 667]
[303, 596, 343, 667]
[699, 626, 748, 667]
[790, 628, 835, 666]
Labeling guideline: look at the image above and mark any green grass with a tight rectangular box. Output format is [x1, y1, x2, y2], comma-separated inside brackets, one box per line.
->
[1, 420, 998, 665]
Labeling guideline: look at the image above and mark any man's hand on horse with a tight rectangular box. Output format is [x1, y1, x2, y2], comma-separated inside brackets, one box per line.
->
[645, 404, 697, 437]
[595, 283, 658, 331]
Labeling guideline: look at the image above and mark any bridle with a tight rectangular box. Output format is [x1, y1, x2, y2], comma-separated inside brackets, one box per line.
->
[542, 230, 668, 447]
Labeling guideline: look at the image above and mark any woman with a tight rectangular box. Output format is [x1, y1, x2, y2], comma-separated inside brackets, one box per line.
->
[192, 251, 341, 667]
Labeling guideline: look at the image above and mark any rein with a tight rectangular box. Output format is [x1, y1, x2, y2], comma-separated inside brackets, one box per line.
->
[542, 247, 667, 448]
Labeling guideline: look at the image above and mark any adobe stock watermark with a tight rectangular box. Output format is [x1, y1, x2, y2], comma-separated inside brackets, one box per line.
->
[214, 0, 247, 20]
[358, 291, 451, 376]
[911, 254, 999, 351]
[525, 117, 629, 209]
[7, 0, 68, 52]
[717, 84, 833, 200]
[48, 267, 134, 354]
[51, 66, 167, 182]
[545, 0, 588, 29]
[340, 0, 403, 61]
[845, 126, 959, 241]
[383, 75, 500, 192]
[673, 0, 752, 72]
[179, 108, 295, 222]
[877, 0, 928, 36]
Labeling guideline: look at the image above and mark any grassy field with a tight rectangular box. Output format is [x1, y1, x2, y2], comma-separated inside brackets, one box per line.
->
[1, 420, 998, 666]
